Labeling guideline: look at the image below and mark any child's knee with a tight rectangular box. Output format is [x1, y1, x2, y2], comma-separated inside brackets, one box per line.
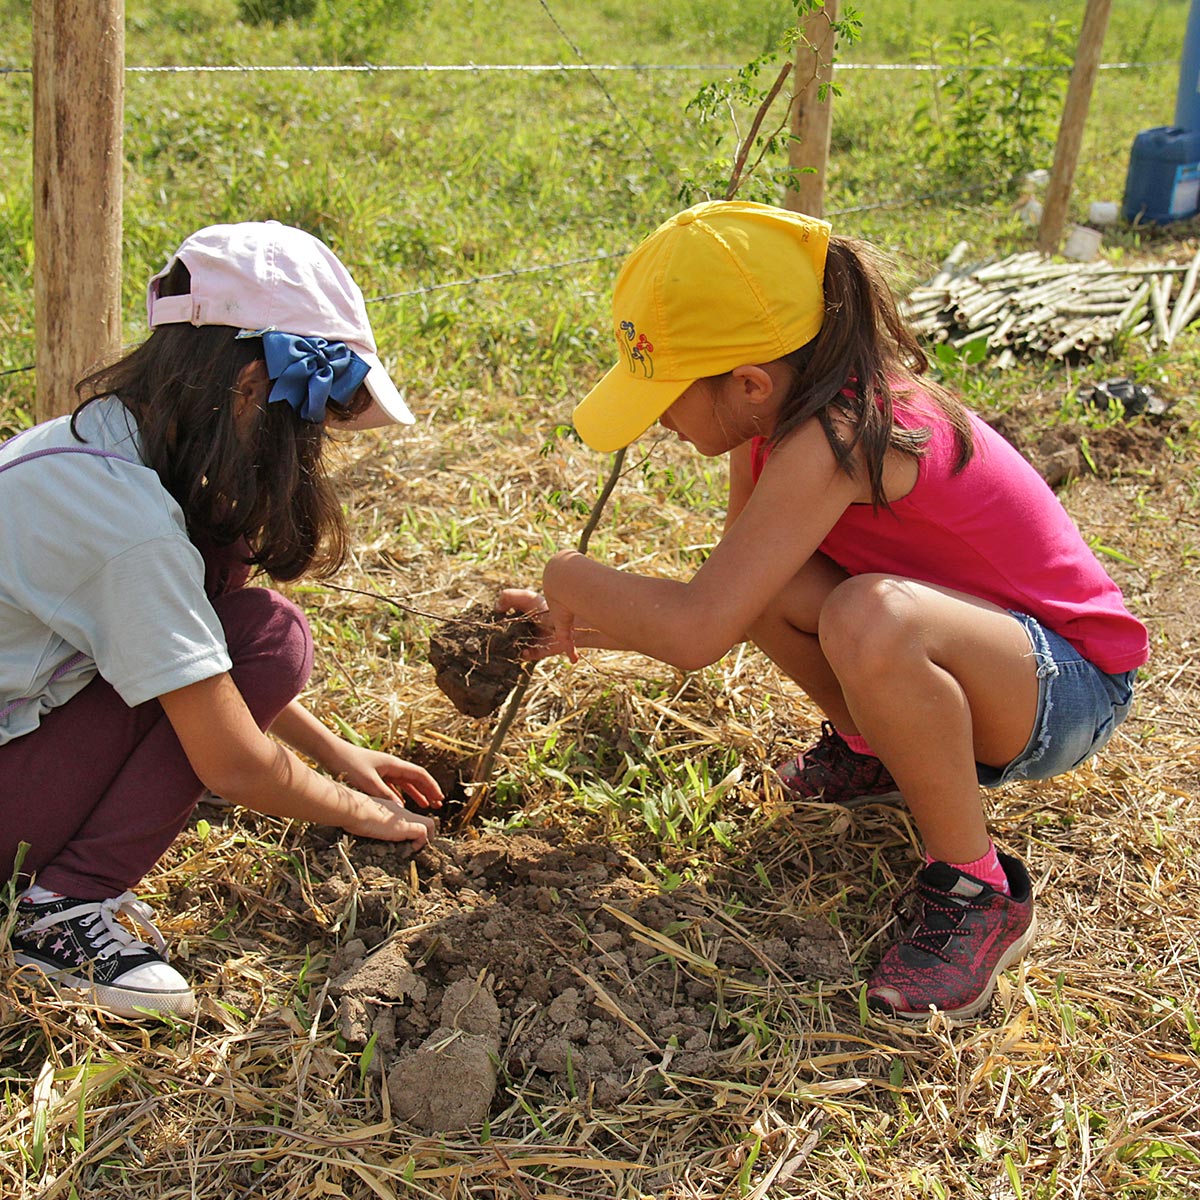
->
[819, 575, 917, 671]
[216, 586, 314, 696]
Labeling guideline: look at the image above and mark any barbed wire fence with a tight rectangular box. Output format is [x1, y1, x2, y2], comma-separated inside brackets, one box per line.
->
[0, 33, 1173, 382]
[0, 59, 1168, 76]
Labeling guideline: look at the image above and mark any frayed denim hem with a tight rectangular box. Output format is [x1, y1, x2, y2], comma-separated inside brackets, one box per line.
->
[976, 611, 1137, 788]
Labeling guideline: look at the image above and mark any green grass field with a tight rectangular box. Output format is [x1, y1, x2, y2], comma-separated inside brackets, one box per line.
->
[0, 0, 1191, 426]
[2, 3, 1200, 1198]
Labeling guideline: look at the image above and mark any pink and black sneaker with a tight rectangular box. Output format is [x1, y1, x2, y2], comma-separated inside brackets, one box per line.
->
[11, 891, 195, 1019]
[775, 722, 902, 807]
[866, 853, 1036, 1022]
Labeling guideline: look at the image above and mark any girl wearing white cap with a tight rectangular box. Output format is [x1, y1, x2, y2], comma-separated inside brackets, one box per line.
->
[506, 200, 1147, 1023]
[1, 222, 439, 1018]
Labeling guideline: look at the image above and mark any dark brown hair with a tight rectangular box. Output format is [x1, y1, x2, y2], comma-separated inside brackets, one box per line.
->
[768, 234, 974, 508]
[72, 261, 372, 580]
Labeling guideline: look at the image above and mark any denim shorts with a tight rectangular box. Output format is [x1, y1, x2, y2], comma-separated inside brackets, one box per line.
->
[976, 611, 1138, 787]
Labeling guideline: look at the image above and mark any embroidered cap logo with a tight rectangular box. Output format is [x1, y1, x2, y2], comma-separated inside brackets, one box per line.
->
[618, 320, 655, 379]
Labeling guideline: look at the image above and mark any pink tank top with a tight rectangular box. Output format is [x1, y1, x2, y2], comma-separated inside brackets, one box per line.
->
[750, 392, 1148, 674]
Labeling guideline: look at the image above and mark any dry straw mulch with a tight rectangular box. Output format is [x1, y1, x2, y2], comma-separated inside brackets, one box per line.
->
[2, 383, 1198, 1200]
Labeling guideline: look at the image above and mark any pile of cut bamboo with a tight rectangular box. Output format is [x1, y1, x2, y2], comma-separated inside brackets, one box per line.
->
[900, 243, 1200, 365]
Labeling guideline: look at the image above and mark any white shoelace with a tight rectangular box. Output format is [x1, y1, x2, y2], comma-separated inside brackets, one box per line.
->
[22, 892, 169, 961]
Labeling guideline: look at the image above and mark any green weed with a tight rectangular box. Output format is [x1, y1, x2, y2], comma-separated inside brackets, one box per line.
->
[914, 20, 1075, 189]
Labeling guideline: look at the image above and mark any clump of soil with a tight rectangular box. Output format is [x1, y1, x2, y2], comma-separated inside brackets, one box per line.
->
[428, 605, 538, 717]
[326, 831, 850, 1128]
[385, 977, 503, 1132]
[984, 409, 1173, 489]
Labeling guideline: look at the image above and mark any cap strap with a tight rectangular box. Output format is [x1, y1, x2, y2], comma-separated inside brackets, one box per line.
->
[147, 293, 197, 326]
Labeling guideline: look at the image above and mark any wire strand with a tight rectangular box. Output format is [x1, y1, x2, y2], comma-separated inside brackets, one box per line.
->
[533, 0, 670, 186]
[0, 60, 1170, 77]
[366, 250, 628, 303]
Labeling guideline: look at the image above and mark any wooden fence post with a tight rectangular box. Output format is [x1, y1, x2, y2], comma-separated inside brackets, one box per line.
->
[1038, 0, 1113, 255]
[784, 0, 838, 218]
[32, 0, 125, 421]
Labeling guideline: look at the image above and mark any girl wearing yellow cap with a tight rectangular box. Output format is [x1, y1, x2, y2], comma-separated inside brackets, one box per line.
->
[505, 200, 1147, 1023]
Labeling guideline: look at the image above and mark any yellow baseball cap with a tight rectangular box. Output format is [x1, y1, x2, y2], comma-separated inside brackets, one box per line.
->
[573, 200, 831, 452]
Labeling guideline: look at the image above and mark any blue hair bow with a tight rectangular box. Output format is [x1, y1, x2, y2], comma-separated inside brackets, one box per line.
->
[260, 330, 370, 424]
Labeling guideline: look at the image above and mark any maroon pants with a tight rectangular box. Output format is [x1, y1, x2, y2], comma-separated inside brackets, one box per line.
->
[0, 585, 313, 899]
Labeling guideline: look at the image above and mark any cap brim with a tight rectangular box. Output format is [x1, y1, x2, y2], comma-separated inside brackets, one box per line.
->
[572, 362, 692, 452]
[334, 353, 416, 431]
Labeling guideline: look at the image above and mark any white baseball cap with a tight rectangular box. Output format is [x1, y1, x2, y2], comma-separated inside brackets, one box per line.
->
[146, 221, 414, 430]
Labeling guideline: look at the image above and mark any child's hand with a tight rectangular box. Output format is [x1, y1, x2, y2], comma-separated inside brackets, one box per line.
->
[331, 746, 442, 849]
[497, 587, 579, 662]
[341, 790, 438, 848]
[329, 744, 444, 811]
[544, 595, 579, 663]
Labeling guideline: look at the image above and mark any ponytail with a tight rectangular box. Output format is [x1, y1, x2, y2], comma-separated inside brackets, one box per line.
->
[771, 236, 973, 508]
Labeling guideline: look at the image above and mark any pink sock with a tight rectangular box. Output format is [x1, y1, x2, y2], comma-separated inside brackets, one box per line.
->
[838, 729, 876, 757]
[926, 841, 1010, 895]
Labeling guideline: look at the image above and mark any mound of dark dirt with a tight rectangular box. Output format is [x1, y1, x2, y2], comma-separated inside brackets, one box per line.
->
[428, 605, 537, 718]
[323, 831, 849, 1131]
[985, 409, 1173, 489]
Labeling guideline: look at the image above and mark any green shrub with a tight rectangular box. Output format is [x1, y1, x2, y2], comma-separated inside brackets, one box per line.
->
[913, 19, 1075, 190]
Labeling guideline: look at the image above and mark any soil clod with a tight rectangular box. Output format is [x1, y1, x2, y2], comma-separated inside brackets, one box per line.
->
[428, 605, 537, 717]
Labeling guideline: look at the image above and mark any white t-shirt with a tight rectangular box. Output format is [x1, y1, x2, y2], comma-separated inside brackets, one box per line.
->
[0, 397, 232, 745]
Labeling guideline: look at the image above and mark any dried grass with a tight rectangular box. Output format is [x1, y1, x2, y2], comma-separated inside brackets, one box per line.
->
[3, 381, 1199, 1199]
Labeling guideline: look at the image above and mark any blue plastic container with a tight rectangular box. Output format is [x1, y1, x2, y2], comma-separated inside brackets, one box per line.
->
[1176, 0, 1200, 131]
[1123, 126, 1200, 224]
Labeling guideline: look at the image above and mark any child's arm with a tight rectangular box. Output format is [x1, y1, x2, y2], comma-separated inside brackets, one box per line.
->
[501, 440, 759, 660]
[159, 675, 438, 845]
[541, 420, 861, 671]
[269, 699, 443, 811]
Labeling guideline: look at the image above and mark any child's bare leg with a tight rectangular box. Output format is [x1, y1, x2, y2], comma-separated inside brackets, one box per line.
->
[746, 551, 853, 727]
[817, 574, 1038, 863]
